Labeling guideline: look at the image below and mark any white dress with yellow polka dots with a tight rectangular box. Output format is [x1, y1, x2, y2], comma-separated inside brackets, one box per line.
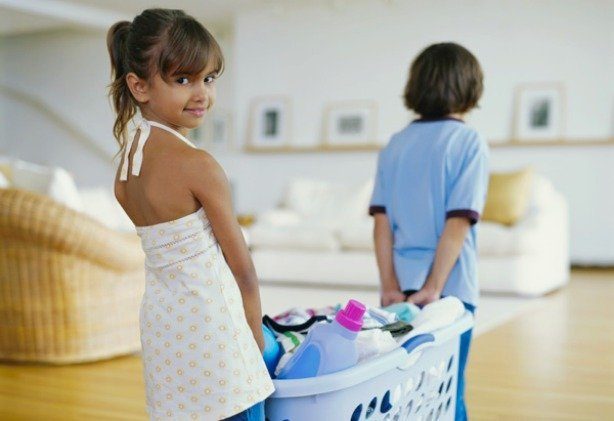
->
[120, 120, 274, 420]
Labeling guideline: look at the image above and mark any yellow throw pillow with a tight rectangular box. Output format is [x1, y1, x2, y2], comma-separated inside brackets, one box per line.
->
[482, 167, 534, 226]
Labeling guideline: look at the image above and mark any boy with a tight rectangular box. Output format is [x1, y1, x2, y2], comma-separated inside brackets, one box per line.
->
[370, 42, 489, 420]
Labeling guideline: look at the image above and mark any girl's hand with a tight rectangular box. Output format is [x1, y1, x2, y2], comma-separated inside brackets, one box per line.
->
[406, 287, 441, 306]
[380, 289, 406, 307]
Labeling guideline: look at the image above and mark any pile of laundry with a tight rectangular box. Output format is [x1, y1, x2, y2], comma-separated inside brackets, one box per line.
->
[261, 296, 465, 380]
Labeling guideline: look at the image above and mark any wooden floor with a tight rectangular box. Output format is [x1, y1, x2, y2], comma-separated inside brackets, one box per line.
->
[0, 269, 612, 420]
[467, 269, 614, 420]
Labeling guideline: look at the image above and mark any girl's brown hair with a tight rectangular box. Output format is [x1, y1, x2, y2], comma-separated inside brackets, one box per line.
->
[107, 9, 224, 151]
[403, 42, 483, 118]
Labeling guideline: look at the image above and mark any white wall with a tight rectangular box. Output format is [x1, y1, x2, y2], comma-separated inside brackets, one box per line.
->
[233, 0, 613, 145]
[0, 29, 117, 185]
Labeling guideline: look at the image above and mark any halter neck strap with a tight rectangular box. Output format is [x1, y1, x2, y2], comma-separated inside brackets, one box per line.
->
[119, 119, 196, 181]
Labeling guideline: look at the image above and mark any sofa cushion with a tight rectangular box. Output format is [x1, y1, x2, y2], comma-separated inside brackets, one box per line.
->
[249, 224, 340, 252]
[338, 217, 374, 251]
[11, 160, 83, 212]
[477, 220, 542, 256]
[257, 209, 304, 227]
[482, 167, 533, 226]
[283, 179, 373, 231]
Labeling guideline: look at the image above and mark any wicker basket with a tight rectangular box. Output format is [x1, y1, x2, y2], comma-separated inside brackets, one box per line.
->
[0, 188, 145, 364]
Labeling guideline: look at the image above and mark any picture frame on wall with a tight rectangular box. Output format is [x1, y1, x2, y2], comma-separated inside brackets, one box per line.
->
[247, 97, 291, 150]
[323, 101, 378, 148]
[513, 83, 565, 142]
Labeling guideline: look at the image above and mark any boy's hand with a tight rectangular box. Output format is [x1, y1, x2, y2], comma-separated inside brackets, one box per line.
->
[380, 289, 406, 307]
[406, 287, 441, 306]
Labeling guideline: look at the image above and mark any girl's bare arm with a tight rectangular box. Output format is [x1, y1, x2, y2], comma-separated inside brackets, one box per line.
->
[186, 151, 265, 351]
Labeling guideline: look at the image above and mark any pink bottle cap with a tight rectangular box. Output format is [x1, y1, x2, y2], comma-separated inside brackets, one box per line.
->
[335, 299, 366, 332]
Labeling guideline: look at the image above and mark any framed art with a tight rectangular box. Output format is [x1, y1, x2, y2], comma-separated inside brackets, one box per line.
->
[513, 83, 565, 142]
[323, 101, 378, 147]
[247, 97, 291, 150]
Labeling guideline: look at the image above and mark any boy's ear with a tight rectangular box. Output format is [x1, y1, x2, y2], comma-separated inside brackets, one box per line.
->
[125, 72, 149, 103]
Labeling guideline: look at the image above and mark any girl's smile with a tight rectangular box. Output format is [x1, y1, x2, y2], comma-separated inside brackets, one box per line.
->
[184, 107, 206, 118]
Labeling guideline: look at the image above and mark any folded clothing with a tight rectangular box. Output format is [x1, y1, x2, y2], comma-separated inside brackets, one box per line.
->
[274, 331, 306, 376]
[380, 320, 414, 337]
[367, 307, 398, 325]
[263, 314, 328, 335]
[404, 296, 465, 338]
[273, 305, 341, 325]
[356, 329, 398, 362]
[382, 302, 421, 323]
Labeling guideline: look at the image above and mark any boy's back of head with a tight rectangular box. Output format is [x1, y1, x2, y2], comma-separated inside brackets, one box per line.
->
[403, 42, 483, 118]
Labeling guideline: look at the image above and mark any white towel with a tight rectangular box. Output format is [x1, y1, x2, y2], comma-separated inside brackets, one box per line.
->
[356, 329, 399, 362]
[409, 296, 465, 336]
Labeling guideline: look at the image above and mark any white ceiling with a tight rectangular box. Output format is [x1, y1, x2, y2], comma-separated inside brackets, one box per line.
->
[0, 7, 67, 35]
[71, 0, 261, 24]
[0, 0, 379, 37]
[0, 0, 301, 36]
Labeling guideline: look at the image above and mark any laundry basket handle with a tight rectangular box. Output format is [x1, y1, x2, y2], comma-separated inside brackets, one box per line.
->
[395, 333, 436, 370]
[401, 333, 435, 354]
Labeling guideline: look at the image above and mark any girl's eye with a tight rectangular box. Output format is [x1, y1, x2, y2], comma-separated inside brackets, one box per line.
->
[176, 77, 189, 85]
[204, 76, 216, 84]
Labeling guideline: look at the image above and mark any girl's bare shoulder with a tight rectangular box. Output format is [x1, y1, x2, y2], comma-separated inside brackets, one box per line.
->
[146, 130, 227, 191]
[182, 147, 226, 184]
[146, 129, 208, 165]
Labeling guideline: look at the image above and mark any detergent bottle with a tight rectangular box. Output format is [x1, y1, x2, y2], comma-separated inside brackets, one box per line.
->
[277, 299, 366, 379]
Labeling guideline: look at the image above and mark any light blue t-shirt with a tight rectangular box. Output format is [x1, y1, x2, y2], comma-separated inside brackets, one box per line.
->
[369, 117, 489, 306]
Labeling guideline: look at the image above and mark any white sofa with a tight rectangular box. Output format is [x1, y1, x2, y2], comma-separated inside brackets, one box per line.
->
[249, 176, 570, 297]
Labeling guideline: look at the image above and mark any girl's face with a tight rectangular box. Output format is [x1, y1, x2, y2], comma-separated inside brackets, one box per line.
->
[132, 63, 218, 134]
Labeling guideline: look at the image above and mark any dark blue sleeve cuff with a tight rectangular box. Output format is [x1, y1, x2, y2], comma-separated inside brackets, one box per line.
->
[446, 209, 480, 225]
[369, 205, 386, 216]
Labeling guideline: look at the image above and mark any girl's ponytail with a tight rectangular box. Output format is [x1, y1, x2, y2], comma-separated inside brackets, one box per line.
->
[107, 21, 135, 151]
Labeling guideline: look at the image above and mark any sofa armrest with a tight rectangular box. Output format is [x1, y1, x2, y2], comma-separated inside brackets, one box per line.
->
[516, 187, 568, 231]
[0, 188, 143, 272]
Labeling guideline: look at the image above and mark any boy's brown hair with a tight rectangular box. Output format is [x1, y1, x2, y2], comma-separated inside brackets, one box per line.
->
[403, 42, 483, 118]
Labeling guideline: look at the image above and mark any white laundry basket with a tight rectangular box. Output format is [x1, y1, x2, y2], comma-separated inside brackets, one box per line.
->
[265, 311, 473, 421]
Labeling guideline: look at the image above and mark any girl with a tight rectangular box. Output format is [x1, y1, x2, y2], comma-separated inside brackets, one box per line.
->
[107, 9, 274, 421]
[370, 43, 489, 420]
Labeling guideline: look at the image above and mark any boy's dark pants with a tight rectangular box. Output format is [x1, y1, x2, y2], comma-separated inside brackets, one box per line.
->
[404, 290, 475, 421]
